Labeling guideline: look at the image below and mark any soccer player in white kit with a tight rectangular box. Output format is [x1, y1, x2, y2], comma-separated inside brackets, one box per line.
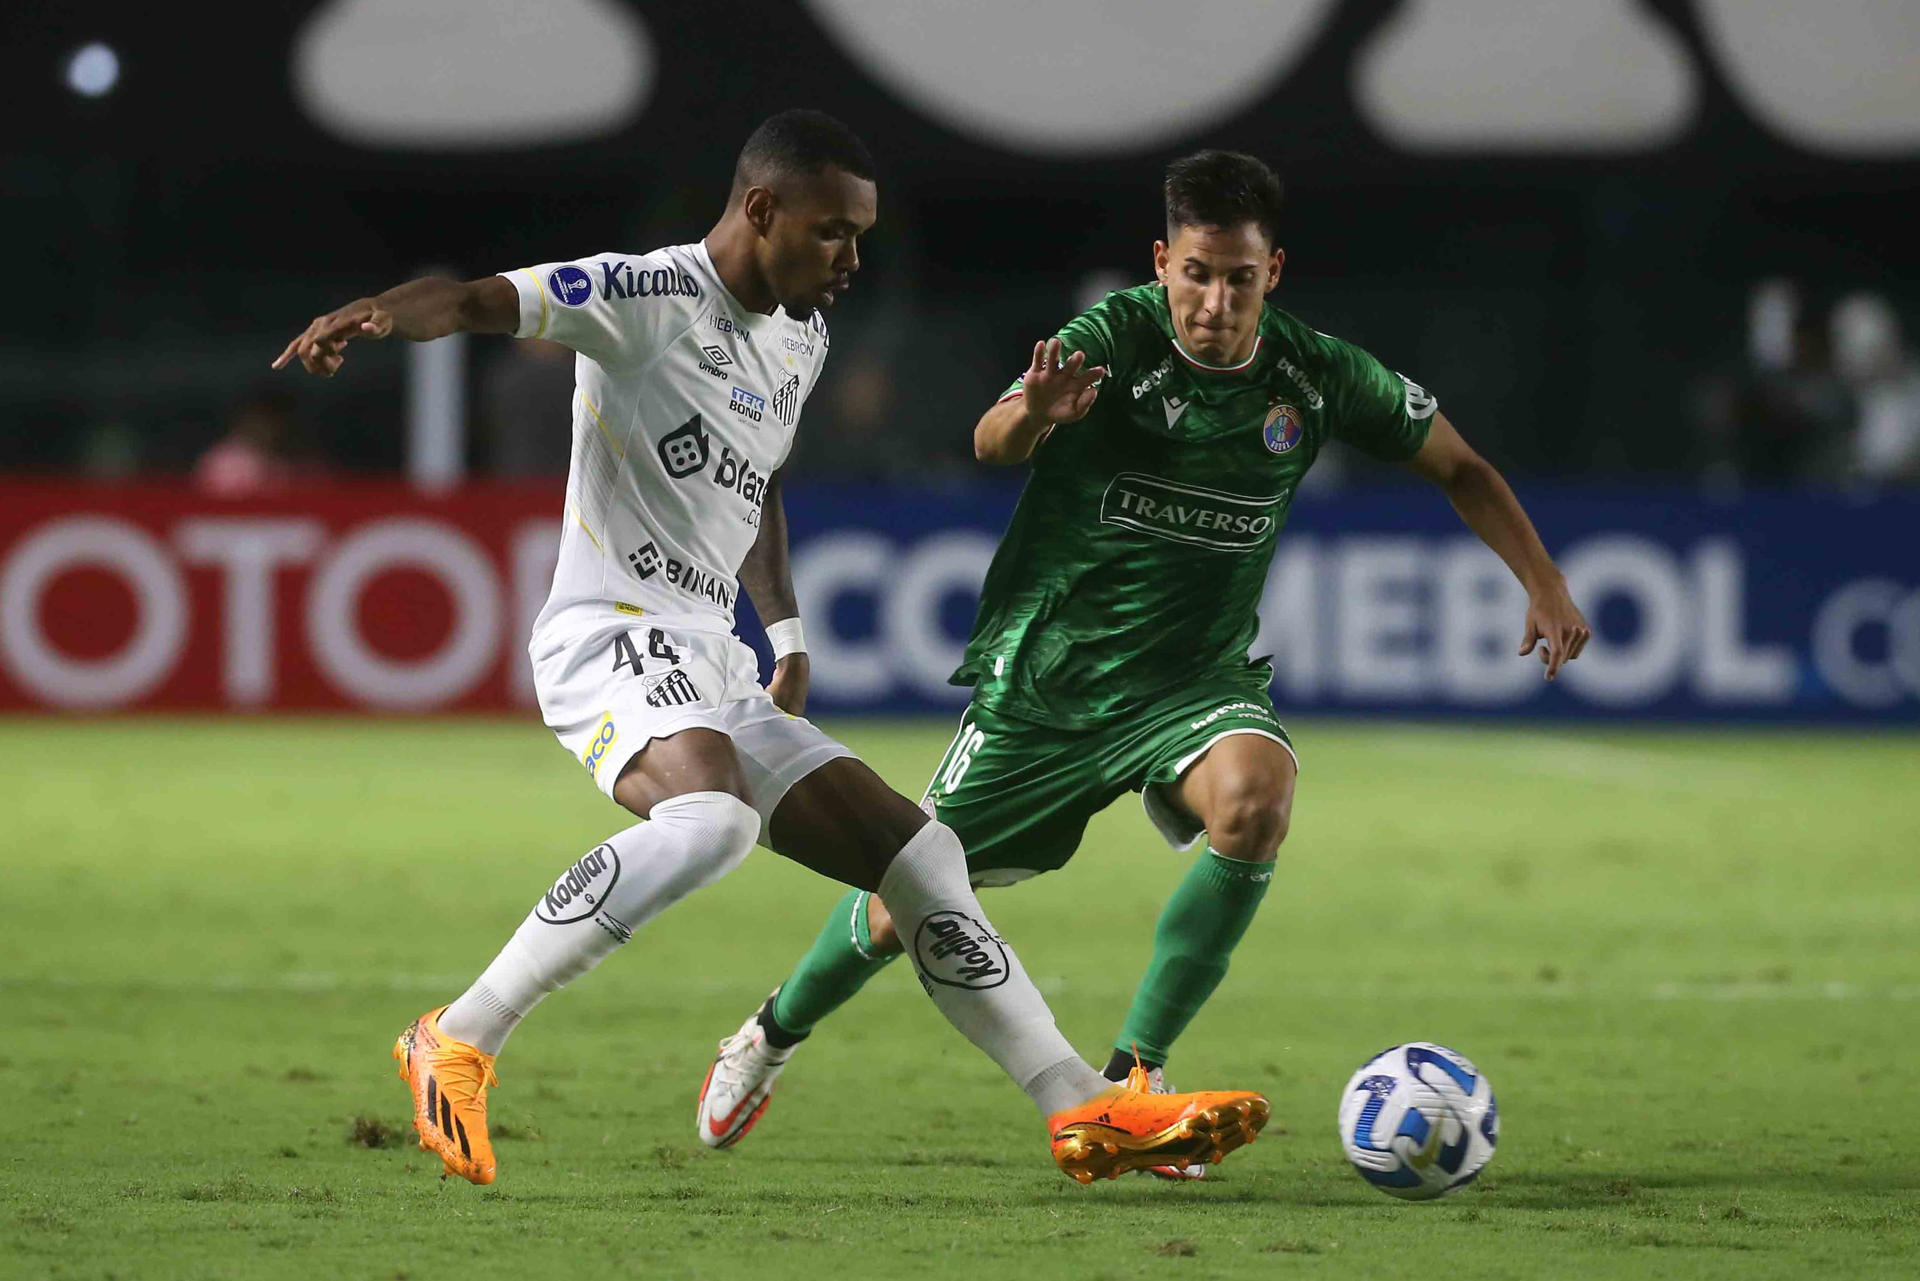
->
[273, 111, 1268, 1186]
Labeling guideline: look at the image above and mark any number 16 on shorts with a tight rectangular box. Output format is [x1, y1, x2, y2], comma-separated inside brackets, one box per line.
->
[929, 717, 986, 803]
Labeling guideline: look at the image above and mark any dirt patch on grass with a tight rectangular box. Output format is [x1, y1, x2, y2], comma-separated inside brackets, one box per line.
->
[349, 1116, 401, 1149]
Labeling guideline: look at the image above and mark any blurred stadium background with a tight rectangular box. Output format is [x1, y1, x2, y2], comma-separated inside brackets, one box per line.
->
[3, 1, 1919, 719]
[3, 3, 1918, 1277]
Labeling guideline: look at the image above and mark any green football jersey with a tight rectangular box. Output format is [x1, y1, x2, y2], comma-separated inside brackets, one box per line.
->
[952, 284, 1436, 728]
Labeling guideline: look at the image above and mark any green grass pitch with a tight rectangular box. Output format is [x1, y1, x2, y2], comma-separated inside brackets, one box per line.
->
[2, 716, 1917, 1279]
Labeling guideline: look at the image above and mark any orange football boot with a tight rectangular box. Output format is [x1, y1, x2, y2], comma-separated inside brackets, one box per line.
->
[393, 1006, 499, 1184]
[1138, 1067, 1208, 1181]
[1048, 1067, 1269, 1184]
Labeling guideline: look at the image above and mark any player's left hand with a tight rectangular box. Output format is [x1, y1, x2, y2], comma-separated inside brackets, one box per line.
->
[768, 653, 809, 716]
[1519, 581, 1591, 681]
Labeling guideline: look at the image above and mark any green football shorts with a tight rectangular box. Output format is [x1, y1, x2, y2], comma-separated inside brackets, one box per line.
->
[919, 674, 1296, 887]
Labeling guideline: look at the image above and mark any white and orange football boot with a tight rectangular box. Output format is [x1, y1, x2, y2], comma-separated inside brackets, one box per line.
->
[393, 1006, 500, 1184]
[1048, 1066, 1268, 1184]
[695, 997, 795, 1149]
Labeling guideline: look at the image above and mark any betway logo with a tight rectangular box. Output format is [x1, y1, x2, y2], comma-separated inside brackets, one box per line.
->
[1132, 356, 1172, 399]
[1100, 472, 1284, 552]
[1276, 356, 1325, 410]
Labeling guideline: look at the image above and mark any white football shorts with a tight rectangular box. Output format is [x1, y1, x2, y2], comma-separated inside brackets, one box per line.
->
[531, 608, 852, 844]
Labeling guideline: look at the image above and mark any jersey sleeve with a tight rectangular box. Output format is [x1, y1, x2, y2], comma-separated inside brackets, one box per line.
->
[998, 294, 1123, 402]
[1321, 335, 1437, 462]
[500, 251, 689, 368]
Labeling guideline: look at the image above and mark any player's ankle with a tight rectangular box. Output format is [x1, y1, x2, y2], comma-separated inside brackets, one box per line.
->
[1102, 1048, 1163, 1082]
[756, 992, 809, 1050]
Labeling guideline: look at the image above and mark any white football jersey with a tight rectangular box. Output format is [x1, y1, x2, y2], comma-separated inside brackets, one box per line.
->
[501, 241, 828, 641]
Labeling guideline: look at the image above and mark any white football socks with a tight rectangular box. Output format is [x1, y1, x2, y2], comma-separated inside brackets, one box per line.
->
[440, 800, 1107, 1116]
[439, 791, 759, 1055]
[877, 820, 1109, 1115]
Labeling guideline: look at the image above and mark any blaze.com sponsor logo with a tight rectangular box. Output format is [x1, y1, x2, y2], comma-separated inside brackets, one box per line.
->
[580, 712, 618, 780]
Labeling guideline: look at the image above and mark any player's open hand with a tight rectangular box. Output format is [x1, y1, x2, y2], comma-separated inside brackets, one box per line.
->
[1020, 337, 1106, 426]
[1519, 581, 1591, 681]
[272, 300, 394, 377]
[768, 653, 809, 717]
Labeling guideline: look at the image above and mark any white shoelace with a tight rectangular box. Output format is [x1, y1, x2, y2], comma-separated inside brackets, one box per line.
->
[711, 1029, 788, 1093]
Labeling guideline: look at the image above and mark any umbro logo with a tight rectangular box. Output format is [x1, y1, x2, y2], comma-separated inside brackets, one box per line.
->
[697, 345, 733, 380]
[1163, 396, 1189, 428]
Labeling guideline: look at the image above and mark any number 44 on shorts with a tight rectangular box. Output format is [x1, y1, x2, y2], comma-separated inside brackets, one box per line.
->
[612, 628, 680, 676]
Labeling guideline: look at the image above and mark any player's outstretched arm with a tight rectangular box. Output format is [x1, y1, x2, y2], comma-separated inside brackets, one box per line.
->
[973, 337, 1107, 465]
[272, 275, 518, 377]
[737, 468, 809, 715]
[1407, 412, 1591, 680]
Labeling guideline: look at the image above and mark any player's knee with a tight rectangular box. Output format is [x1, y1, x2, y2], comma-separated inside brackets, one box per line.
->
[1207, 793, 1288, 862]
[694, 793, 762, 865]
[866, 810, 953, 885]
[647, 791, 760, 890]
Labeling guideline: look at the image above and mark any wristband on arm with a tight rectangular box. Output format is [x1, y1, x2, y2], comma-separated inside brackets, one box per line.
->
[766, 617, 806, 661]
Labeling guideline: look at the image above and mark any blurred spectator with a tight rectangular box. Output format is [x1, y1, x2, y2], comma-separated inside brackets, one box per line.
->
[1696, 280, 1853, 488]
[1831, 292, 1920, 484]
[807, 353, 920, 479]
[480, 338, 574, 478]
[194, 386, 304, 496]
[780, 214, 989, 483]
[81, 422, 141, 479]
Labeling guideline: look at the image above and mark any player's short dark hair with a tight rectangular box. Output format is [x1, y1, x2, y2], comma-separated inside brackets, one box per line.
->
[1164, 150, 1284, 246]
[733, 109, 876, 195]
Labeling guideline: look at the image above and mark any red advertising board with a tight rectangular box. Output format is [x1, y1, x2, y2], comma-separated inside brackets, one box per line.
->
[0, 483, 564, 711]
[8, 480, 1917, 721]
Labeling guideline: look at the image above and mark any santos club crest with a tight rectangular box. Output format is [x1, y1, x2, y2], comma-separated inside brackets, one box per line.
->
[1263, 402, 1303, 454]
[773, 373, 801, 427]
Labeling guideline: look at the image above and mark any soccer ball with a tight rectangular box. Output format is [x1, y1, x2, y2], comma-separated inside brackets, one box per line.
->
[1338, 1042, 1498, 1200]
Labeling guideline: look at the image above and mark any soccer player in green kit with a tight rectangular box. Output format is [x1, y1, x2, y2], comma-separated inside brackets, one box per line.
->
[695, 151, 1593, 1169]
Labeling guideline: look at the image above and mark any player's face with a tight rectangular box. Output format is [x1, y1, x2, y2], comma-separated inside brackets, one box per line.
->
[759, 167, 877, 319]
[1154, 223, 1283, 365]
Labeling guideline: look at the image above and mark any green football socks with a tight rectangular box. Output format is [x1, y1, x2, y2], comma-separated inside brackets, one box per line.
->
[766, 849, 1271, 1069]
[764, 889, 899, 1044]
[1112, 847, 1273, 1070]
